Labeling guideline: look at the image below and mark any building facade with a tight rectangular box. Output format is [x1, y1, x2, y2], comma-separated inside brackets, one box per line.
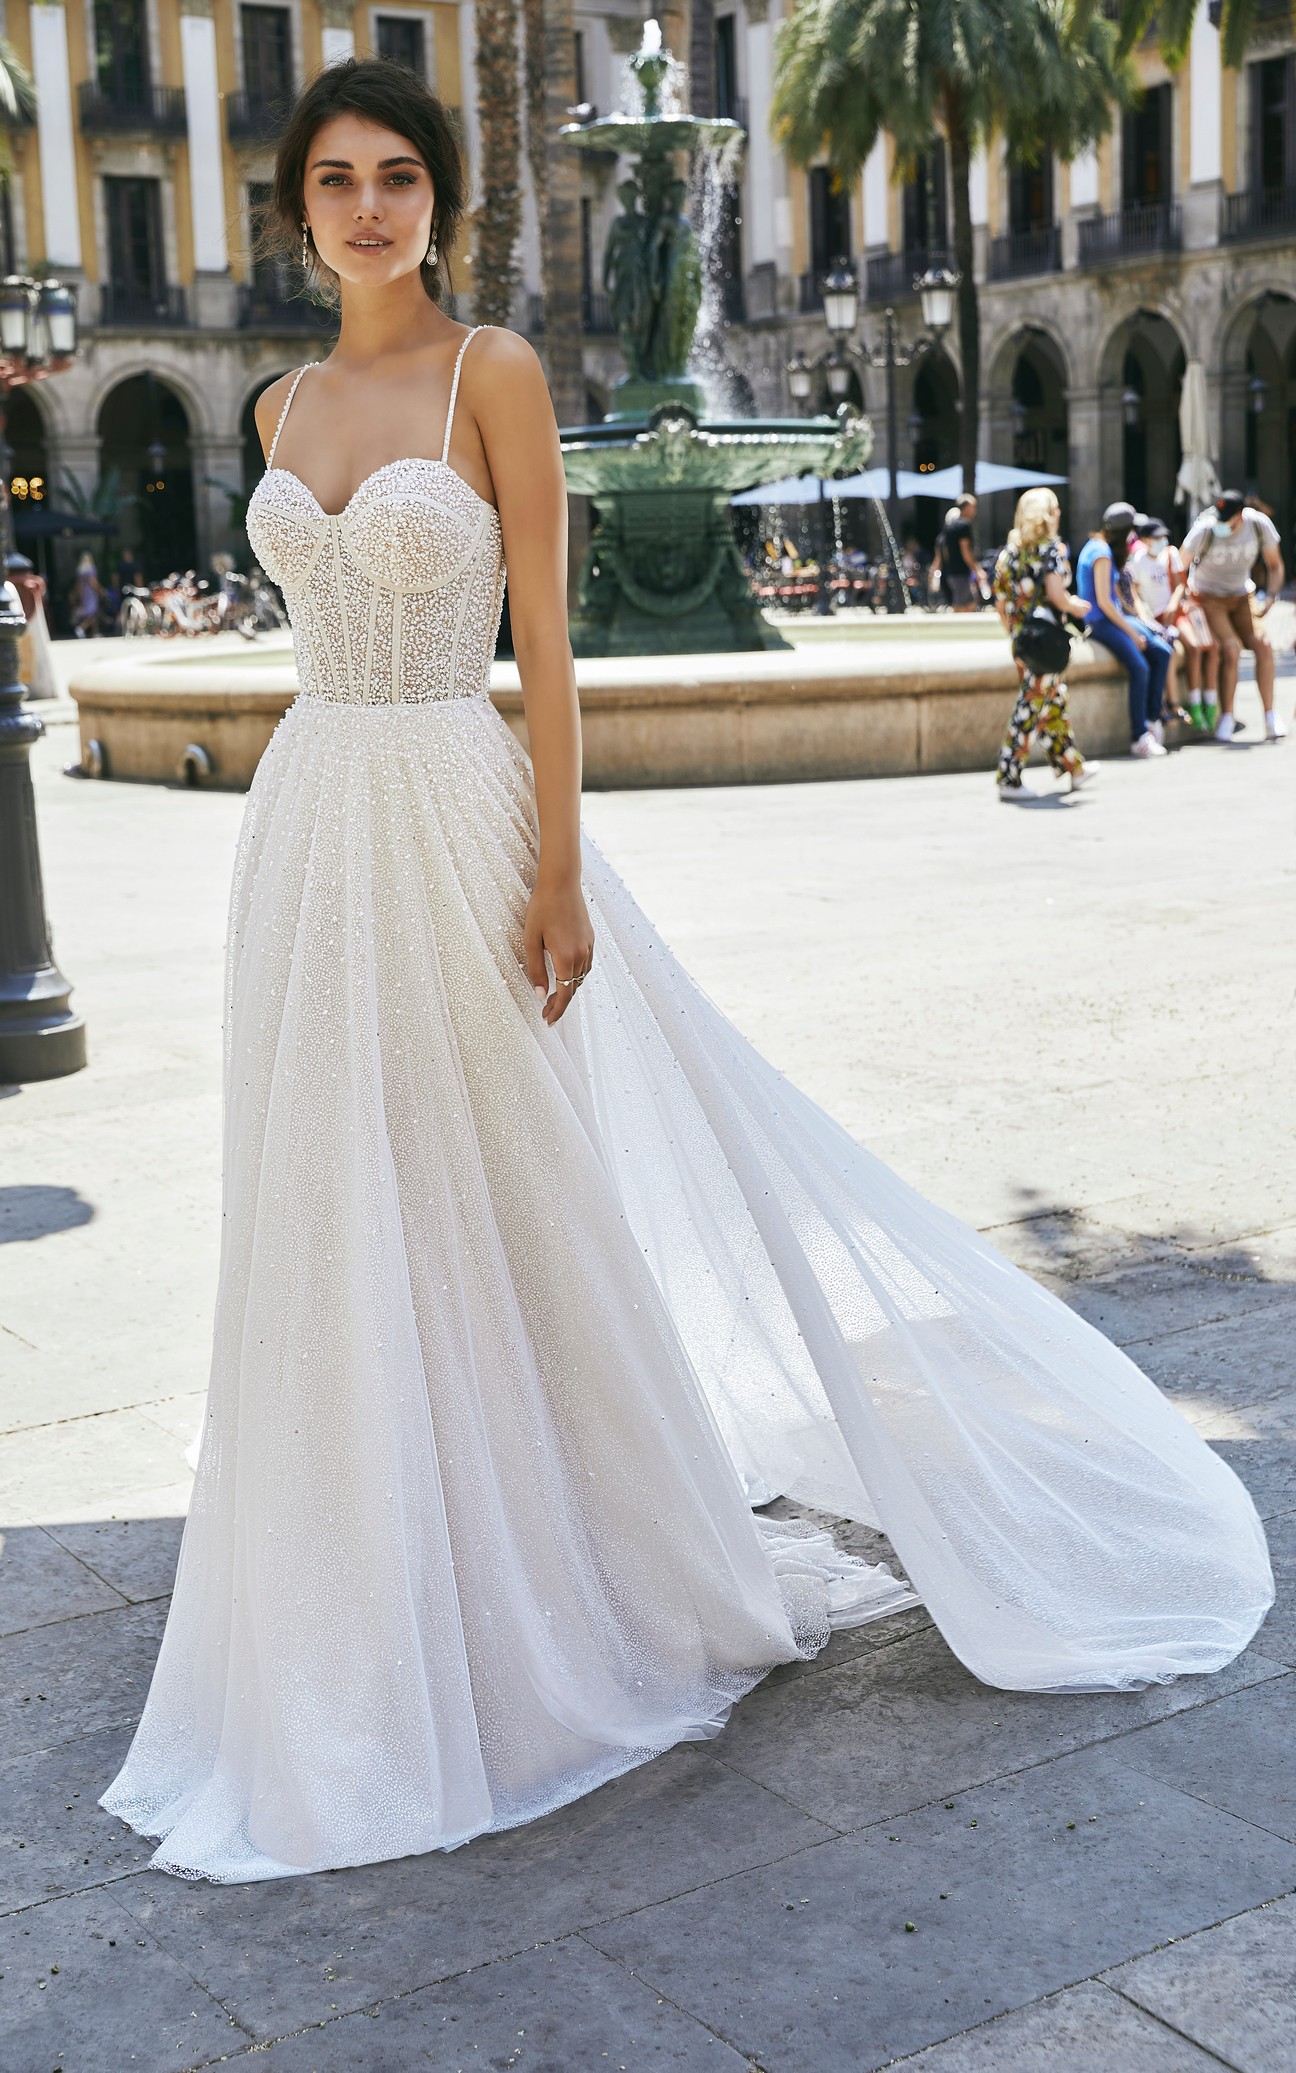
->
[3, 0, 1292, 593]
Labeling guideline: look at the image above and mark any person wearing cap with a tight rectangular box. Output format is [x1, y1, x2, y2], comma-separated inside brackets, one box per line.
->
[1075, 501, 1174, 758]
[1129, 515, 1219, 734]
[1180, 490, 1286, 743]
[930, 493, 990, 612]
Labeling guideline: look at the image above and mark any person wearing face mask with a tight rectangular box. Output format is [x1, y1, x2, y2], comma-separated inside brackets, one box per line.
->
[1075, 501, 1174, 758]
[1180, 491, 1286, 743]
[1128, 516, 1219, 734]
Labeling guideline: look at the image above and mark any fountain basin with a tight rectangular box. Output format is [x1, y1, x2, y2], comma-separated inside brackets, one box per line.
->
[67, 628, 1136, 791]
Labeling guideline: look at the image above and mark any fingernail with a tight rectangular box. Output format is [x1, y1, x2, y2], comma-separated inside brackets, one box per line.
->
[533, 984, 547, 1002]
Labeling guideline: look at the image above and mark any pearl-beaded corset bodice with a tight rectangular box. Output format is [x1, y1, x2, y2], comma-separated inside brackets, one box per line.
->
[244, 332, 505, 708]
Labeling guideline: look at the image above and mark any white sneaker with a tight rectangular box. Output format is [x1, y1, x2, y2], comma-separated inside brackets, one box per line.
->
[1069, 760, 1100, 791]
[1130, 731, 1167, 759]
[1215, 712, 1236, 742]
[998, 781, 1032, 802]
[1149, 719, 1165, 745]
[1265, 710, 1288, 741]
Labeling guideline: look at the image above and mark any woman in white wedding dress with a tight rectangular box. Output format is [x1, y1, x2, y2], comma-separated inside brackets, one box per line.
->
[103, 60, 1273, 1885]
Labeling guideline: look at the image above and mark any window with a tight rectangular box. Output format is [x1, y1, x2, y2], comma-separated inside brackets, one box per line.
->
[377, 16, 425, 78]
[105, 176, 166, 298]
[1007, 157, 1053, 234]
[1121, 83, 1171, 206]
[94, 0, 150, 107]
[573, 29, 586, 107]
[902, 144, 947, 254]
[247, 181, 292, 300]
[241, 6, 292, 106]
[809, 166, 851, 277]
[579, 196, 593, 305]
[1251, 56, 1296, 193]
[715, 16, 738, 122]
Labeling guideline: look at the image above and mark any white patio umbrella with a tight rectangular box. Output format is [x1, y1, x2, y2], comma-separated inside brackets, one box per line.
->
[918, 461, 1068, 501]
[1175, 360, 1221, 521]
[731, 467, 936, 506]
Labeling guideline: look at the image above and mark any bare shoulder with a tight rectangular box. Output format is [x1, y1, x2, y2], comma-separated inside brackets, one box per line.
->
[460, 326, 553, 427]
[253, 369, 307, 455]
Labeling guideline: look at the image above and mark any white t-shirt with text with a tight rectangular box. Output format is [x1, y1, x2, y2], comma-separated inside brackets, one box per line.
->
[1182, 508, 1280, 598]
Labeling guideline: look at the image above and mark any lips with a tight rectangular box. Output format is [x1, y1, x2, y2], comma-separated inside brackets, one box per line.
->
[348, 238, 392, 249]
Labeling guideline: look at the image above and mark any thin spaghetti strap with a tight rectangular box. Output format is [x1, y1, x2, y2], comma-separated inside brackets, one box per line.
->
[266, 365, 312, 468]
[441, 327, 484, 463]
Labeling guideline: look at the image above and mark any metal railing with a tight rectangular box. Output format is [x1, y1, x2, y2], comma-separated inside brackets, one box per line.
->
[237, 285, 336, 331]
[1222, 185, 1296, 243]
[78, 81, 187, 134]
[99, 283, 189, 328]
[799, 269, 824, 312]
[226, 91, 290, 143]
[988, 225, 1061, 281]
[526, 290, 616, 336]
[716, 94, 748, 130]
[1077, 201, 1181, 266]
[865, 246, 953, 301]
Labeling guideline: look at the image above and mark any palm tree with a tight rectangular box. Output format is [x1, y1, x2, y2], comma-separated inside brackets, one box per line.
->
[772, 0, 1134, 488]
[0, 37, 35, 182]
[522, 0, 586, 424]
[1112, 0, 1269, 70]
[472, 0, 523, 327]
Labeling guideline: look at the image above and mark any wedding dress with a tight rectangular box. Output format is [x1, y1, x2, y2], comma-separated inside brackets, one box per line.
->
[103, 330, 1273, 1884]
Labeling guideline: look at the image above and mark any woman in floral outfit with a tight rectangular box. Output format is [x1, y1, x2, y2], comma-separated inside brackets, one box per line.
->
[992, 488, 1095, 799]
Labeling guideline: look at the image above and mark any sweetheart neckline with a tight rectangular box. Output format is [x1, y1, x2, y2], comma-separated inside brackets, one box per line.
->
[259, 457, 500, 526]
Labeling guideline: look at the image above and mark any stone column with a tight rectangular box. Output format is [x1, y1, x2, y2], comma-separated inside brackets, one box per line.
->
[1184, 5, 1223, 251]
[190, 435, 246, 568]
[744, 0, 774, 271]
[319, 0, 356, 68]
[1066, 383, 1103, 536]
[969, 144, 988, 283]
[180, 0, 236, 329]
[30, 1, 82, 270]
[48, 430, 102, 508]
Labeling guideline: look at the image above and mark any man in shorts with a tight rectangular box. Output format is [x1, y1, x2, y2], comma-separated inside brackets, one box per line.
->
[1181, 490, 1286, 742]
[932, 494, 990, 611]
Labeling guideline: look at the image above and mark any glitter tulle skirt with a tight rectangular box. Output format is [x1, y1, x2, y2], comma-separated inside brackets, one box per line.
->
[102, 692, 1273, 1883]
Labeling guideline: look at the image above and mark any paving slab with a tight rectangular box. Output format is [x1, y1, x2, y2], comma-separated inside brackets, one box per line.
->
[1063, 1252, 1296, 1350]
[0, 1521, 126, 1638]
[889, 1978, 1222, 2069]
[1, 1600, 167, 1761]
[1250, 1509, 1296, 1667]
[1133, 1296, 1296, 1417]
[1103, 1893, 1296, 2073]
[110, 1745, 834, 2043]
[1210, 1437, 1296, 1524]
[224, 1934, 749, 2071]
[588, 1747, 1296, 2073]
[40, 1514, 185, 1605]
[0, 1884, 249, 2073]
[0, 1726, 153, 1911]
[701, 1625, 1285, 1834]
[1113, 1671, 1296, 1841]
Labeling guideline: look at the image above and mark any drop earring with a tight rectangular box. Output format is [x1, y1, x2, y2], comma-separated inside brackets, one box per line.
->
[426, 227, 438, 266]
[301, 222, 310, 268]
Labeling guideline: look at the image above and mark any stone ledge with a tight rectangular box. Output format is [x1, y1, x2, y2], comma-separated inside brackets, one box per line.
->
[68, 633, 1134, 791]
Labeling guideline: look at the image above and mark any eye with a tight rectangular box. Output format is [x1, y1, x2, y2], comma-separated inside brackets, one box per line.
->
[318, 173, 350, 187]
[386, 172, 418, 187]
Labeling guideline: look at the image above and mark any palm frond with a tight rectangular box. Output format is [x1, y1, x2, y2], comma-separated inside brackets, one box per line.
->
[0, 38, 37, 126]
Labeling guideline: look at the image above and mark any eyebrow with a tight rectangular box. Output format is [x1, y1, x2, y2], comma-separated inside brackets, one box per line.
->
[308, 155, 426, 170]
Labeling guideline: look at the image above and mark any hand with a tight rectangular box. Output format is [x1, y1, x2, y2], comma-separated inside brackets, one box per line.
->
[524, 874, 595, 1026]
[1133, 629, 1147, 651]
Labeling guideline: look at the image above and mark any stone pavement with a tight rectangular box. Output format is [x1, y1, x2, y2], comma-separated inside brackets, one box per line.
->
[2, 675, 1294, 2073]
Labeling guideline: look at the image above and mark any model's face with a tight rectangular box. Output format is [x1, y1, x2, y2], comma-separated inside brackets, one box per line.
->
[302, 114, 434, 289]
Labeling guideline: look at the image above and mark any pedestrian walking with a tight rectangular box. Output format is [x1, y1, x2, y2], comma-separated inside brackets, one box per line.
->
[1076, 501, 1174, 758]
[1129, 516, 1219, 735]
[1180, 490, 1286, 743]
[992, 487, 1094, 798]
[931, 492, 990, 611]
[69, 551, 104, 638]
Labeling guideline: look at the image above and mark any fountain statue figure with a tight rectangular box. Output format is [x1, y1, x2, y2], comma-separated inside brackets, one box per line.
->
[558, 19, 872, 655]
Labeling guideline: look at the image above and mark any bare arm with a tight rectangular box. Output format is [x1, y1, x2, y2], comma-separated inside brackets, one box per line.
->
[1043, 568, 1086, 620]
[469, 330, 593, 1026]
[1093, 554, 1145, 645]
[1258, 540, 1285, 611]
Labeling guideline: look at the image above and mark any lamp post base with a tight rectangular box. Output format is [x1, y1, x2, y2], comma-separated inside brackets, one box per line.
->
[0, 592, 86, 1086]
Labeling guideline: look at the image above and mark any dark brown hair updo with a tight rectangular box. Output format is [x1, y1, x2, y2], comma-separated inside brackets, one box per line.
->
[270, 58, 467, 308]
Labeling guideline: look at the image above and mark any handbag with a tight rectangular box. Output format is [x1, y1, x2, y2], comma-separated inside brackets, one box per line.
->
[1012, 605, 1073, 677]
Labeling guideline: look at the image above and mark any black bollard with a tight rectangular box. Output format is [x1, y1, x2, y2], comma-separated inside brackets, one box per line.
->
[0, 581, 85, 1081]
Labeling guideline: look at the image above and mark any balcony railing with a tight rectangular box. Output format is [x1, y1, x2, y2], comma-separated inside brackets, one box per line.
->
[226, 91, 290, 143]
[988, 225, 1061, 281]
[798, 269, 823, 313]
[1222, 185, 1296, 243]
[865, 246, 953, 302]
[716, 95, 748, 131]
[1077, 201, 1181, 266]
[78, 81, 187, 134]
[99, 283, 189, 328]
[237, 285, 336, 332]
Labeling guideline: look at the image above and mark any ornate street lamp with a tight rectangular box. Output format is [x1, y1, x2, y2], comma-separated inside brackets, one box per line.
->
[822, 259, 860, 341]
[786, 349, 813, 406]
[1248, 373, 1268, 416]
[1121, 385, 1142, 429]
[0, 273, 85, 1083]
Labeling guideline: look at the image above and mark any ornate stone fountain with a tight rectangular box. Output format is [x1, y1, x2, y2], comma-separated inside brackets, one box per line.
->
[559, 20, 871, 656]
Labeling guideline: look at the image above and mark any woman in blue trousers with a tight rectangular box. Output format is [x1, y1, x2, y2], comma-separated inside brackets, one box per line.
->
[1075, 501, 1174, 759]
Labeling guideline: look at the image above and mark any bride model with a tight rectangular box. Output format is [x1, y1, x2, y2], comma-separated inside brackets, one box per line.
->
[104, 60, 1272, 1885]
